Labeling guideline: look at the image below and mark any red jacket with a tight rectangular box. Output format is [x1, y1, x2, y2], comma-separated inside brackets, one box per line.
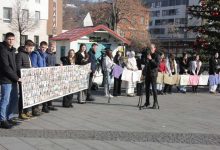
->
[159, 60, 166, 73]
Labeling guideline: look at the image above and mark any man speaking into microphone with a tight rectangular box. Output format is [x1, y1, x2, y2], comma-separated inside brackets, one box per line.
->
[142, 44, 160, 109]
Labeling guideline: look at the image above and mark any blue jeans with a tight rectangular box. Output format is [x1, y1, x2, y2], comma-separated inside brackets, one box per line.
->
[0, 83, 18, 121]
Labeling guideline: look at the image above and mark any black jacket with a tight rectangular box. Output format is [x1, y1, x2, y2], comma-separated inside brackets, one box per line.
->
[60, 56, 71, 66]
[209, 57, 219, 75]
[16, 46, 32, 77]
[142, 52, 160, 77]
[179, 57, 189, 75]
[0, 41, 19, 84]
[75, 51, 89, 65]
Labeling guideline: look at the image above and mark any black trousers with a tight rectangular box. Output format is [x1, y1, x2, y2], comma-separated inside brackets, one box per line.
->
[87, 73, 93, 99]
[145, 75, 158, 105]
[63, 94, 74, 107]
[163, 84, 172, 93]
[113, 76, 122, 96]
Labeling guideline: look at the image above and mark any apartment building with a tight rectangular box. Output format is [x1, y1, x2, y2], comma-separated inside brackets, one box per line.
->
[144, 0, 200, 55]
[0, 0, 48, 48]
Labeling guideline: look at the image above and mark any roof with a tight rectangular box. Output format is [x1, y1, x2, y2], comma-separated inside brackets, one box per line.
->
[50, 24, 131, 45]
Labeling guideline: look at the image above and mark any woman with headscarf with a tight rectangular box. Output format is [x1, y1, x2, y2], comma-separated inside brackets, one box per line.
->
[125, 51, 138, 96]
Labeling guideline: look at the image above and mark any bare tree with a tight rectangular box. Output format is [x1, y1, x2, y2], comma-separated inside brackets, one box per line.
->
[10, 0, 37, 46]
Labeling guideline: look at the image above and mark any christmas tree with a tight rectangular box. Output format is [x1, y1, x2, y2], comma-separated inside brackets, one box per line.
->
[187, 0, 220, 56]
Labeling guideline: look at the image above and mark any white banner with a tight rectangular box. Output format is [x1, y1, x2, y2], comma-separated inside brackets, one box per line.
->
[21, 64, 91, 108]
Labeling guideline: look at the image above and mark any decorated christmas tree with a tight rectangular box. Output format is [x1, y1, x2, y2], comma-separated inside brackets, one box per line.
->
[187, 0, 220, 56]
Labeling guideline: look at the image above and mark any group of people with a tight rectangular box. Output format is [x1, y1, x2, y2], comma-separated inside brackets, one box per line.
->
[0, 32, 219, 129]
[0, 32, 99, 129]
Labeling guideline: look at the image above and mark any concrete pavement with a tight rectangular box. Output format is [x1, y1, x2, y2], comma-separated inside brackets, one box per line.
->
[0, 88, 220, 149]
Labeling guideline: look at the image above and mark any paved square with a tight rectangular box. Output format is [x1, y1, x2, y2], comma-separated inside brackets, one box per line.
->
[0, 88, 220, 149]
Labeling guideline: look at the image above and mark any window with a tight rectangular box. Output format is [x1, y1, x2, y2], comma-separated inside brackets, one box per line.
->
[151, 11, 160, 17]
[155, 20, 161, 25]
[175, 18, 186, 24]
[150, 28, 165, 34]
[3, 7, 12, 23]
[22, 9, 29, 22]
[34, 35, 39, 49]
[162, 9, 178, 16]
[151, 2, 155, 8]
[35, 0, 40, 3]
[21, 35, 28, 46]
[35, 11, 40, 23]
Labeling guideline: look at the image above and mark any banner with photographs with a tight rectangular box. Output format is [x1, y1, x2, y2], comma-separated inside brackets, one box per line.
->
[21, 64, 91, 108]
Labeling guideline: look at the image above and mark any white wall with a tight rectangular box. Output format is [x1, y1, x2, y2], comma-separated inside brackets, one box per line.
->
[0, 0, 48, 48]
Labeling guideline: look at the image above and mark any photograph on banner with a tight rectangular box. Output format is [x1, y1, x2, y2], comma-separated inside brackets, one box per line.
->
[21, 64, 91, 108]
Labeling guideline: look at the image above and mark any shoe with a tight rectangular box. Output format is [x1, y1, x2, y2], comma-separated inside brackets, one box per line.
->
[105, 94, 114, 98]
[86, 97, 95, 101]
[8, 119, 20, 126]
[141, 103, 150, 109]
[127, 94, 135, 97]
[26, 111, 33, 117]
[151, 103, 160, 109]
[180, 90, 186, 94]
[48, 106, 58, 111]
[210, 91, 216, 94]
[63, 104, 74, 108]
[42, 107, 50, 113]
[19, 113, 30, 120]
[32, 110, 41, 116]
[0, 121, 13, 129]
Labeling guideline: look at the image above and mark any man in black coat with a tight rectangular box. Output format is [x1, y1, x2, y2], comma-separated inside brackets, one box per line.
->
[0, 32, 21, 129]
[16, 40, 36, 118]
[87, 43, 98, 101]
[45, 42, 58, 110]
[142, 44, 160, 109]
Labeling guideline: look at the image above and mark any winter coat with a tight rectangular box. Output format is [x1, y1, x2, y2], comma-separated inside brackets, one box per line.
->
[209, 57, 219, 75]
[46, 51, 56, 66]
[0, 41, 19, 84]
[30, 50, 46, 68]
[88, 48, 97, 73]
[16, 46, 32, 77]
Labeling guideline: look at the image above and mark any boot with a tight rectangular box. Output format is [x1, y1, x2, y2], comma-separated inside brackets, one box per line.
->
[0, 121, 12, 129]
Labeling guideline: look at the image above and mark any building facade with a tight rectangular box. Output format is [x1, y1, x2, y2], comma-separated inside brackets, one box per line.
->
[47, 0, 63, 38]
[0, 0, 48, 48]
[144, 0, 200, 55]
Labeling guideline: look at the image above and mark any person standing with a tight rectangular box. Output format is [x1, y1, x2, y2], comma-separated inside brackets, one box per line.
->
[16, 40, 35, 120]
[30, 41, 48, 114]
[142, 44, 160, 109]
[87, 43, 98, 101]
[157, 52, 166, 95]
[103, 49, 115, 97]
[125, 51, 138, 97]
[179, 52, 189, 93]
[75, 44, 89, 104]
[113, 51, 124, 96]
[60, 49, 76, 107]
[163, 53, 177, 94]
[45, 42, 58, 111]
[190, 54, 202, 93]
[0, 32, 21, 129]
[209, 52, 219, 94]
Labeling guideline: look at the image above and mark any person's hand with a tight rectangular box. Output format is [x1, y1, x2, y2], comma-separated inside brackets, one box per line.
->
[147, 54, 152, 60]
